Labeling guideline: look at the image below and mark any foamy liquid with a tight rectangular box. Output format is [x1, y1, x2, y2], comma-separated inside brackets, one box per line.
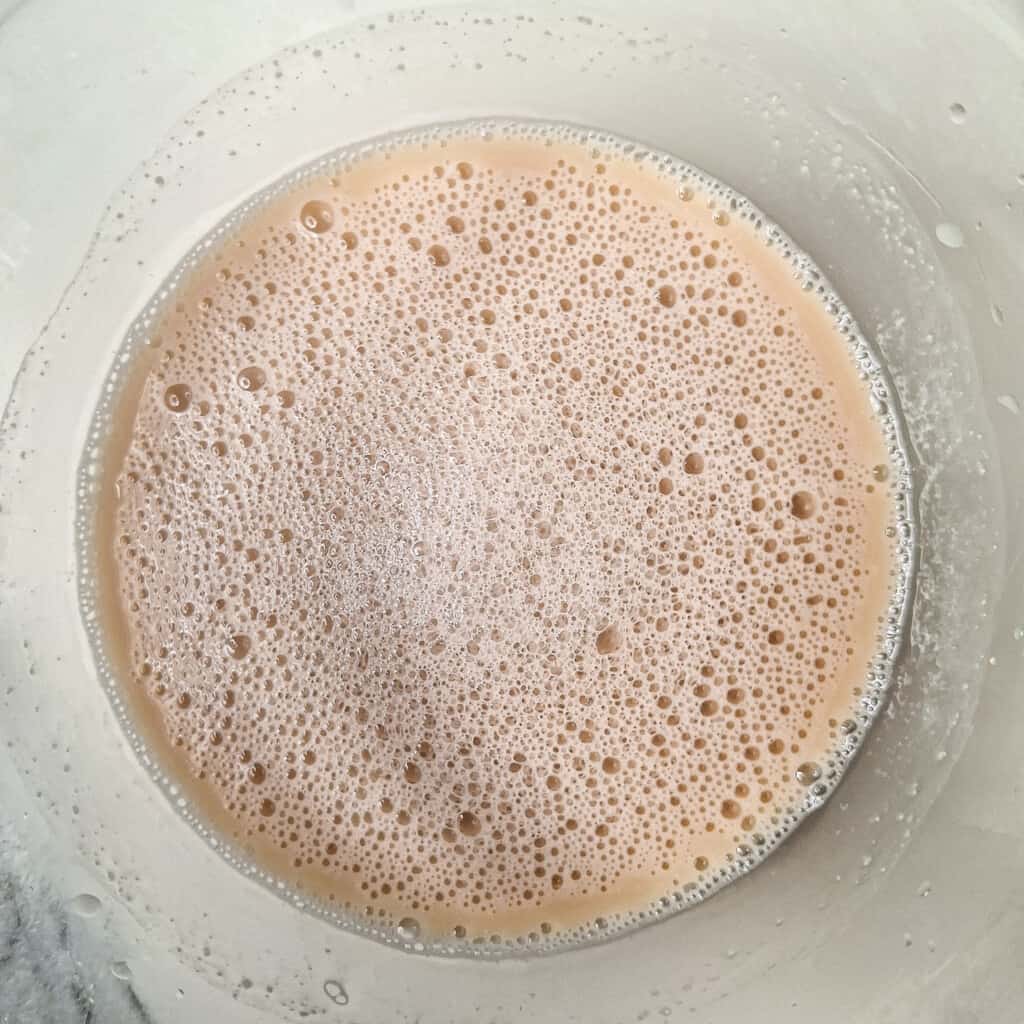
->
[90, 122, 911, 951]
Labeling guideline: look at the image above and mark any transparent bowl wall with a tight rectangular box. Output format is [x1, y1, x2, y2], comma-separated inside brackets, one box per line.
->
[1, 2, 1022, 1022]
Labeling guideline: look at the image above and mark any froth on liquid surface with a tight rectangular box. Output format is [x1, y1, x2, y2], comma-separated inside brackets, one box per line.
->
[97, 127, 898, 943]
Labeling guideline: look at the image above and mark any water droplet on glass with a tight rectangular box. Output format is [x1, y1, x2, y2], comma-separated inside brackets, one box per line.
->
[948, 102, 967, 124]
[323, 979, 348, 1006]
[935, 222, 964, 249]
[996, 394, 1020, 415]
[110, 961, 133, 981]
[68, 893, 102, 917]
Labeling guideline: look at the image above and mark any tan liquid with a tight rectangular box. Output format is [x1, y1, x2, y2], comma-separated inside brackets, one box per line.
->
[96, 126, 899, 944]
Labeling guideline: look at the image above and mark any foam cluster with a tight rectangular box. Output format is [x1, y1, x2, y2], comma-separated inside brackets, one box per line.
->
[103, 127, 897, 941]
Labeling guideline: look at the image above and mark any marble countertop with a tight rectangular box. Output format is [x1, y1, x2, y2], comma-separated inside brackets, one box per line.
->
[0, 834, 151, 1024]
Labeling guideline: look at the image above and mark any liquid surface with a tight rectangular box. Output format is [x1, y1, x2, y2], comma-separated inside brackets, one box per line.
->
[96, 124, 902, 946]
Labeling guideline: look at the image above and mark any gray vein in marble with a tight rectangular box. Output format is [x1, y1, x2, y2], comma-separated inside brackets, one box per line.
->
[0, 831, 153, 1024]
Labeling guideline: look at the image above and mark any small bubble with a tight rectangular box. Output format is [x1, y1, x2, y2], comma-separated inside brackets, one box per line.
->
[596, 624, 623, 655]
[948, 102, 967, 125]
[683, 452, 704, 475]
[237, 366, 266, 392]
[300, 200, 334, 234]
[226, 634, 251, 659]
[657, 285, 677, 308]
[397, 917, 421, 940]
[791, 491, 815, 518]
[795, 762, 821, 785]
[163, 384, 192, 413]
[458, 810, 481, 836]
[427, 244, 450, 267]
[935, 222, 964, 249]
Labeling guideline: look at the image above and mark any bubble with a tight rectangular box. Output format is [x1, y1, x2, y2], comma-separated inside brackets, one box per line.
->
[596, 624, 624, 655]
[790, 491, 815, 519]
[795, 762, 822, 785]
[237, 366, 266, 392]
[300, 200, 335, 234]
[683, 453, 704, 475]
[657, 285, 677, 308]
[427, 244, 450, 267]
[948, 102, 967, 125]
[721, 799, 740, 819]
[163, 384, 192, 413]
[458, 811, 482, 837]
[226, 634, 251, 659]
